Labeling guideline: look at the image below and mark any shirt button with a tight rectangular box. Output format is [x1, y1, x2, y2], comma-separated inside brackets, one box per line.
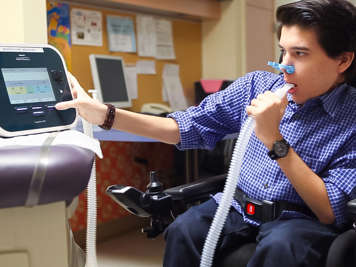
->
[264, 183, 269, 189]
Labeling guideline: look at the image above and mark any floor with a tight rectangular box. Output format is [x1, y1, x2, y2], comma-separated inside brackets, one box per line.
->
[97, 230, 165, 267]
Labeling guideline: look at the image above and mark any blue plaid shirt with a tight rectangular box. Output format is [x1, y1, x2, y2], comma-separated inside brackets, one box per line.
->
[169, 71, 356, 227]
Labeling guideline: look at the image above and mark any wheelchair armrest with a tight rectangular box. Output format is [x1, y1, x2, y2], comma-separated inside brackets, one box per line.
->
[346, 199, 356, 222]
[164, 174, 226, 201]
[106, 173, 227, 238]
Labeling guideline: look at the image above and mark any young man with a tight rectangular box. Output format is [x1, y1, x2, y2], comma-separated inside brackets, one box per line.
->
[56, 0, 356, 266]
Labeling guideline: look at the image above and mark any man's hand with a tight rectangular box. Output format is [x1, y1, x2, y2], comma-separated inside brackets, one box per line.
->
[55, 73, 107, 126]
[246, 91, 289, 149]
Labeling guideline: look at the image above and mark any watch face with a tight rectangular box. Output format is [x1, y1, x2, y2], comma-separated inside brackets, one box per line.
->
[274, 141, 289, 157]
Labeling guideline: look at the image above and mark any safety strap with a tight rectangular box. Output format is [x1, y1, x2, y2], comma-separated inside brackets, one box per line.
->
[234, 187, 315, 222]
[25, 132, 58, 207]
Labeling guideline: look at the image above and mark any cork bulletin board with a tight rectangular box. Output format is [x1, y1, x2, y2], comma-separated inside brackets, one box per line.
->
[70, 4, 202, 111]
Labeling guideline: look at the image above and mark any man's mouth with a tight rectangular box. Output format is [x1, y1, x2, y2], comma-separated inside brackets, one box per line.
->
[287, 83, 297, 94]
[289, 86, 297, 94]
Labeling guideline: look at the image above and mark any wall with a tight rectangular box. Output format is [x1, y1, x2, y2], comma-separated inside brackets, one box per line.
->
[0, 0, 47, 44]
[202, 0, 246, 79]
[70, 4, 202, 110]
[274, 0, 296, 62]
[202, 0, 275, 80]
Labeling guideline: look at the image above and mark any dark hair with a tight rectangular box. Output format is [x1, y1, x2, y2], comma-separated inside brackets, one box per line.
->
[276, 0, 356, 87]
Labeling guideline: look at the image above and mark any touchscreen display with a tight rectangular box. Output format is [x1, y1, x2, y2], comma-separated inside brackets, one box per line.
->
[2, 68, 56, 104]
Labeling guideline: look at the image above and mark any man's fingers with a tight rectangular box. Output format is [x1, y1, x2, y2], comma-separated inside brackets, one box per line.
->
[246, 105, 256, 117]
[280, 94, 288, 113]
[55, 100, 78, 110]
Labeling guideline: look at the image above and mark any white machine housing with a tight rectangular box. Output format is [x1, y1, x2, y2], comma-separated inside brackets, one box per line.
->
[0, 44, 77, 137]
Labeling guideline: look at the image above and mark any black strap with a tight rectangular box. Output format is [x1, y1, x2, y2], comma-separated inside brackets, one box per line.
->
[234, 188, 315, 221]
[276, 200, 315, 218]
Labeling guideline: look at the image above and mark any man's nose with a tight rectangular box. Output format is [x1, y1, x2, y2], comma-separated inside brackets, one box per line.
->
[280, 54, 295, 74]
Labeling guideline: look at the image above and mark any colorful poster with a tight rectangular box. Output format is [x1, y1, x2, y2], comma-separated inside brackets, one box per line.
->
[71, 8, 103, 47]
[47, 2, 72, 71]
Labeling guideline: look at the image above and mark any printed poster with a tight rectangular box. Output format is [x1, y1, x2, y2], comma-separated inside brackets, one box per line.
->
[71, 8, 103, 46]
[107, 15, 136, 52]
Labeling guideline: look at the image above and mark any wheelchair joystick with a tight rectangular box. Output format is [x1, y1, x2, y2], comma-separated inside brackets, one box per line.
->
[141, 171, 173, 238]
[146, 171, 163, 193]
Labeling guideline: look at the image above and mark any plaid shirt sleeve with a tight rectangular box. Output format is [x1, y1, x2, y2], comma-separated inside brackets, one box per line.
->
[168, 71, 283, 150]
[322, 137, 356, 226]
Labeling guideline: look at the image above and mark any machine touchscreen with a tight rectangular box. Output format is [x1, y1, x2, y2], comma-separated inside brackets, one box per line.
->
[2, 68, 56, 104]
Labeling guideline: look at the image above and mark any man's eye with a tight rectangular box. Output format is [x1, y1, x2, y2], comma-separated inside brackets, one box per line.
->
[296, 51, 306, 56]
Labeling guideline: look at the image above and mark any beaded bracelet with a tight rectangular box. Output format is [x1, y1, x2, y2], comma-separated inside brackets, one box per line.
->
[99, 104, 116, 130]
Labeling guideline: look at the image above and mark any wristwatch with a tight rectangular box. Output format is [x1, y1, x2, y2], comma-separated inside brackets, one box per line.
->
[268, 139, 290, 160]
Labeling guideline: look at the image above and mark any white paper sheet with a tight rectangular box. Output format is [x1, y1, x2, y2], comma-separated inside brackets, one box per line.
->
[162, 81, 168, 102]
[162, 64, 188, 111]
[71, 8, 103, 46]
[136, 60, 156, 74]
[136, 15, 156, 57]
[107, 15, 136, 52]
[0, 130, 103, 159]
[124, 66, 138, 99]
[155, 19, 175, 60]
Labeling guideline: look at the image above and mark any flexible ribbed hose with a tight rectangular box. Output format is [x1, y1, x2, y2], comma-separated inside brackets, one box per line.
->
[200, 83, 294, 267]
[85, 159, 98, 267]
[83, 89, 99, 267]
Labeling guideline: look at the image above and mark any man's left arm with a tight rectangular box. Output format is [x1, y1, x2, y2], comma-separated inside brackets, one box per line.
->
[276, 148, 335, 224]
[247, 91, 335, 224]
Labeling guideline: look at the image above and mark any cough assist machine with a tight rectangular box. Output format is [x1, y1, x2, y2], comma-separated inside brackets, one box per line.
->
[0, 44, 101, 267]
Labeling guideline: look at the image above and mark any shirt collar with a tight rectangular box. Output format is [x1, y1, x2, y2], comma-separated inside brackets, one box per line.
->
[319, 83, 347, 117]
[286, 83, 347, 117]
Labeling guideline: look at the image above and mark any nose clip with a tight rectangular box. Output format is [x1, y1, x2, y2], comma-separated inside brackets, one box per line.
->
[267, 61, 295, 74]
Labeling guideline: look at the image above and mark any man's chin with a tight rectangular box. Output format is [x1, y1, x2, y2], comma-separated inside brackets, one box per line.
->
[291, 94, 306, 105]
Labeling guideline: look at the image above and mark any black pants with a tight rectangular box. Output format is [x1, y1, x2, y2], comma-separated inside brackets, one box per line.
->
[163, 198, 339, 267]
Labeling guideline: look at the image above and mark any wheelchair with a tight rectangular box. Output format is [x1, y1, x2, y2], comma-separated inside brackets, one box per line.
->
[106, 171, 356, 267]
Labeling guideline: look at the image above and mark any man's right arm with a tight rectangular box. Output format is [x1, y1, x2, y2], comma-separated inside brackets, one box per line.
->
[113, 108, 180, 144]
[55, 73, 180, 145]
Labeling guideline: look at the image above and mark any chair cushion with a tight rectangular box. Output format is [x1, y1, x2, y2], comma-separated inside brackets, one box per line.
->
[326, 229, 356, 267]
[0, 145, 94, 208]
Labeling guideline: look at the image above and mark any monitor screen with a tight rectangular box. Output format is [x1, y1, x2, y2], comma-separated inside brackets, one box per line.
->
[2, 68, 56, 104]
[89, 54, 131, 108]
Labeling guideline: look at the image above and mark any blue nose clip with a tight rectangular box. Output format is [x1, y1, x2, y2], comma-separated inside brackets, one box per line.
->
[268, 61, 295, 74]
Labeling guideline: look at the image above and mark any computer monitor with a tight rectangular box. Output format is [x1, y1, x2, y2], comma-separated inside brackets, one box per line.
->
[89, 54, 131, 108]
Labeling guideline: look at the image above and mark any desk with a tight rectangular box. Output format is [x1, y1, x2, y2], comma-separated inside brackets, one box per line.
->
[93, 127, 156, 142]
[76, 122, 198, 183]
[93, 126, 197, 182]
[76, 121, 156, 142]
[76, 122, 236, 183]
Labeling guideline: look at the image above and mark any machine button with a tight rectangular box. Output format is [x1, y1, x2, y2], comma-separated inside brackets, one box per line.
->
[51, 70, 64, 83]
[46, 104, 56, 111]
[34, 119, 47, 124]
[32, 111, 45, 117]
[14, 106, 29, 113]
[31, 106, 43, 111]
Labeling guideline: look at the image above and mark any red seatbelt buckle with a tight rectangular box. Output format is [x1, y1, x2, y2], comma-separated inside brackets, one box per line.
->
[246, 202, 256, 215]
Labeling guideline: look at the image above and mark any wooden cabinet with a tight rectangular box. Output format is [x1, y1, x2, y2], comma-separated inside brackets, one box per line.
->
[66, 0, 221, 20]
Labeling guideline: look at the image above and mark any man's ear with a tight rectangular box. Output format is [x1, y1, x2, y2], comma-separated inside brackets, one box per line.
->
[338, 51, 354, 73]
